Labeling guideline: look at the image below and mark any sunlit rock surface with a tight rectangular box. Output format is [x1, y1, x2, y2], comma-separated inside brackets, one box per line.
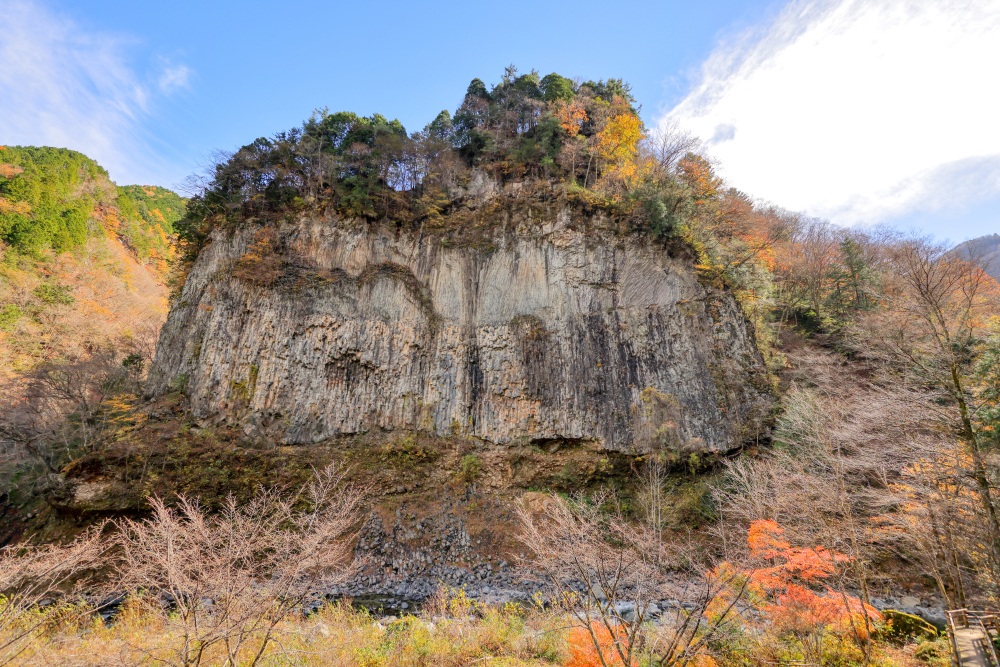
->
[150, 212, 770, 452]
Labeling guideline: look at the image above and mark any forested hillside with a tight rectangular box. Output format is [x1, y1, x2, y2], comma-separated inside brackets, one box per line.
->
[0, 147, 181, 265]
[0, 146, 182, 501]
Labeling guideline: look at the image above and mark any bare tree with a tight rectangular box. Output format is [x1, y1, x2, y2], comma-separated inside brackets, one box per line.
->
[0, 331, 157, 494]
[881, 440, 979, 608]
[0, 526, 107, 666]
[517, 492, 749, 666]
[641, 121, 700, 176]
[711, 345, 952, 662]
[713, 328, 1000, 613]
[851, 238, 1000, 594]
[113, 464, 364, 667]
[772, 217, 844, 323]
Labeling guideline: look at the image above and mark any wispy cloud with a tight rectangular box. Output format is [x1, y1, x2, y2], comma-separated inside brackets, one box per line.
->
[663, 0, 1000, 229]
[0, 0, 190, 185]
[158, 63, 192, 94]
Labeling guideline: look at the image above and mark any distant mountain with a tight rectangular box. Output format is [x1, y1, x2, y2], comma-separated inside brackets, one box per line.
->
[952, 233, 1000, 281]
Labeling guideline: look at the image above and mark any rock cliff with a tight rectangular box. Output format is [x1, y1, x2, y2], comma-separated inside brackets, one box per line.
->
[150, 207, 770, 452]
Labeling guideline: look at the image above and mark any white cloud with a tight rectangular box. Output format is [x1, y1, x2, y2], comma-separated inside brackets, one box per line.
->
[158, 64, 192, 94]
[663, 0, 1000, 227]
[0, 0, 189, 185]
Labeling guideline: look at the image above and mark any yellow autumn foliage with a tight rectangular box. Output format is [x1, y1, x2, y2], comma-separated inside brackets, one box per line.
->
[596, 99, 643, 184]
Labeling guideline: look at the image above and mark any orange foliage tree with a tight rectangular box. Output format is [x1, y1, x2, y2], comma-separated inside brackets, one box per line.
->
[554, 99, 588, 136]
[741, 520, 881, 663]
[566, 623, 635, 667]
[676, 154, 721, 204]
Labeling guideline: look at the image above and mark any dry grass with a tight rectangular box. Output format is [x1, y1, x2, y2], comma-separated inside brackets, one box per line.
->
[0, 593, 944, 667]
[2, 596, 567, 667]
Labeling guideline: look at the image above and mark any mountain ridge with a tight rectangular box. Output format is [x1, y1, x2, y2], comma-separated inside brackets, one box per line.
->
[953, 232, 1000, 281]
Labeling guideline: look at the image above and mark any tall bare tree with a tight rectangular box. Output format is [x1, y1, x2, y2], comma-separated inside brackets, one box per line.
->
[853, 238, 1000, 592]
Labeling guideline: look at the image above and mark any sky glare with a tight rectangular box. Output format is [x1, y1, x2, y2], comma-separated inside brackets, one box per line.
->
[0, 0, 996, 242]
[664, 0, 1000, 242]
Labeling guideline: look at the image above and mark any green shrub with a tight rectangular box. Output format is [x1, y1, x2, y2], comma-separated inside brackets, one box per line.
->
[34, 282, 74, 305]
[882, 609, 940, 641]
[0, 303, 24, 331]
[913, 637, 950, 666]
[0, 304, 22, 331]
[669, 480, 717, 528]
[458, 454, 483, 484]
[169, 373, 190, 394]
[642, 195, 675, 238]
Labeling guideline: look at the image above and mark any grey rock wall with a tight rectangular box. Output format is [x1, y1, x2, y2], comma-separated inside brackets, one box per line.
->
[149, 212, 770, 452]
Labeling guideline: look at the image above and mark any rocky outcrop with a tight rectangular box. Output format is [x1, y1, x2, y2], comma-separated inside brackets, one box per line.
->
[149, 209, 770, 452]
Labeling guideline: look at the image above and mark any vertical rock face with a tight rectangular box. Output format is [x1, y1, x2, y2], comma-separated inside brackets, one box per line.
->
[150, 212, 770, 452]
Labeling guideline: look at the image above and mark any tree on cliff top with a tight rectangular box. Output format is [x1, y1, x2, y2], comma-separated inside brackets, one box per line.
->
[175, 67, 653, 248]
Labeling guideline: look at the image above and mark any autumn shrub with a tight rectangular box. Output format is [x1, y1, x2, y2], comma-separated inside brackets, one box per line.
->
[518, 488, 754, 667]
[882, 610, 939, 642]
[111, 463, 362, 667]
[0, 590, 933, 667]
[566, 622, 634, 667]
[0, 525, 106, 666]
[696, 519, 889, 666]
[464, 603, 520, 655]
[912, 637, 951, 666]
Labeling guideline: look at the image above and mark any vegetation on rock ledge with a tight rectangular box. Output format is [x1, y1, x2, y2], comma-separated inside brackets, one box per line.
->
[175, 66, 770, 265]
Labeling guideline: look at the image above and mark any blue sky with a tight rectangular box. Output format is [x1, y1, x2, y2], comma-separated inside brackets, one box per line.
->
[1, 0, 998, 243]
